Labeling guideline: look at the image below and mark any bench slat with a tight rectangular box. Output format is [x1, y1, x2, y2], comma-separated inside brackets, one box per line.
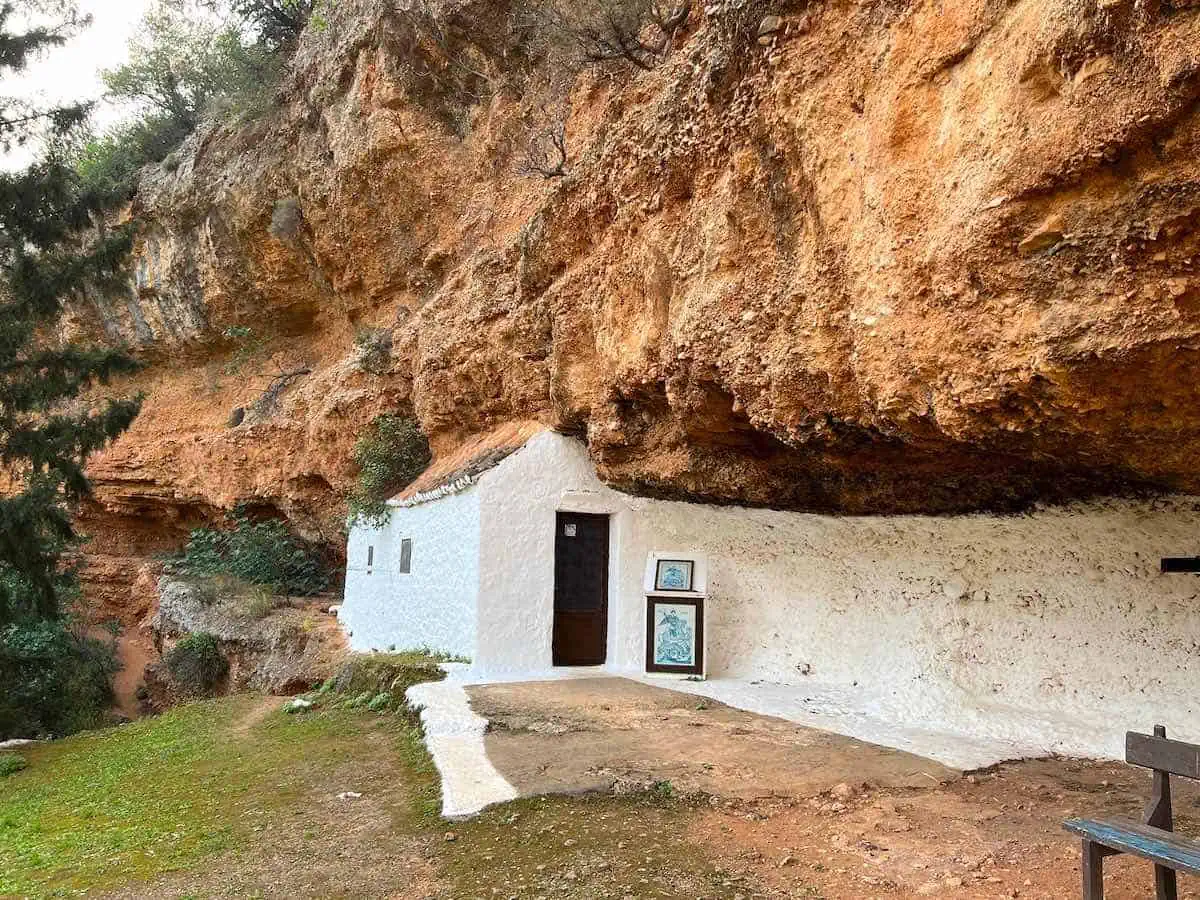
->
[1127, 731, 1200, 779]
[1064, 818, 1200, 876]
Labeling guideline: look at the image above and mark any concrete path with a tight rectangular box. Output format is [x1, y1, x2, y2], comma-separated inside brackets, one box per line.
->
[406, 669, 518, 819]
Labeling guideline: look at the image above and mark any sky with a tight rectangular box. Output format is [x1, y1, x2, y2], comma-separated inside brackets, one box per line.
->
[2, 0, 155, 170]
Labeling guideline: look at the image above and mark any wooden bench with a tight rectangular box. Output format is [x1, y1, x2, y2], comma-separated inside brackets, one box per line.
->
[1064, 725, 1200, 899]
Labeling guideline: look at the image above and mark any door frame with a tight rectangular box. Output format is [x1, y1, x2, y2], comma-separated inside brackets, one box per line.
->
[551, 510, 611, 667]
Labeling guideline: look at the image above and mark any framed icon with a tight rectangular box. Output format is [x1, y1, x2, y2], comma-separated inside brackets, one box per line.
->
[654, 559, 694, 593]
[646, 597, 704, 675]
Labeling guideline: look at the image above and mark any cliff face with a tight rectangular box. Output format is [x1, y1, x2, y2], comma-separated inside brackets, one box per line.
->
[71, 0, 1200, 603]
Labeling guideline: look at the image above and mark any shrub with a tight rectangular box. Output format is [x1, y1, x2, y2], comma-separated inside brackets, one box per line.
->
[0, 616, 119, 740]
[243, 586, 280, 619]
[165, 632, 228, 695]
[517, 122, 569, 179]
[543, 0, 691, 71]
[0, 752, 26, 777]
[350, 415, 431, 525]
[76, 115, 194, 203]
[176, 510, 331, 597]
[353, 326, 393, 375]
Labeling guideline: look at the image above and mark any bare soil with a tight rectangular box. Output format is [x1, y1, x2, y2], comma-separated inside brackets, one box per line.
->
[109, 628, 156, 719]
[470, 677, 956, 799]
[469, 677, 1200, 899]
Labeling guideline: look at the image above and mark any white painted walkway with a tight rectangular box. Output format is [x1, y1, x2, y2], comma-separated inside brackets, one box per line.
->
[405, 665, 518, 819]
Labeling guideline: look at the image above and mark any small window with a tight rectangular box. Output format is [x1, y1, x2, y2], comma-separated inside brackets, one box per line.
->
[399, 538, 413, 574]
[367, 545, 374, 568]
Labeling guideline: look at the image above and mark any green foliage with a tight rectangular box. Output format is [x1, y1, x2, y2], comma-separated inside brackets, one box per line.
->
[222, 0, 321, 49]
[349, 415, 431, 525]
[165, 632, 228, 695]
[0, 2, 91, 152]
[0, 4, 144, 628]
[0, 5, 141, 741]
[73, 1, 290, 210]
[0, 612, 119, 740]
[74, 114, 193, 203]
[103, 7, 280, 133]
[296, 651, 447, 715]
[365, 691, 391, 712]
[353, 326, 392, 375]
[0, 752, 26, 777]
[309, 0, 333, 34]
[176, 509, 330, 596]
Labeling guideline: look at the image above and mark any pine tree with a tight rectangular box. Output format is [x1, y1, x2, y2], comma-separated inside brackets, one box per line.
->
[0, 1, 143, 626]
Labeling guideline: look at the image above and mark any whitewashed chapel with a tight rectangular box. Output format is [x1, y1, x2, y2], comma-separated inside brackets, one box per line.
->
[341, 423, 1200, 762]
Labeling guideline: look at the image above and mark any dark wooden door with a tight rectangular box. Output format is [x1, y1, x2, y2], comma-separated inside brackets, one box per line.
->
[553, 512, 609, 666]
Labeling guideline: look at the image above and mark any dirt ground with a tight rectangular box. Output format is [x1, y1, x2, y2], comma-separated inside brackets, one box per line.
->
[14, 684, 1200, 899]
[469, 677, 1200, 899]
[109, 629, 156, 719]
[471, 677, 957, 799]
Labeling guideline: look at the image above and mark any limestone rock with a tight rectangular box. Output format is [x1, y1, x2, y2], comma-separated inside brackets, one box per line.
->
[58, 0, 1200, 611]
[1017, 215, 1065, 256]
[758, 15, 783, 36]
[143, 578, 343, 710]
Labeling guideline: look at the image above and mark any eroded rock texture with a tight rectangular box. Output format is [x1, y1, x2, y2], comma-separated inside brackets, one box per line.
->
[70, 0, 1200, 598]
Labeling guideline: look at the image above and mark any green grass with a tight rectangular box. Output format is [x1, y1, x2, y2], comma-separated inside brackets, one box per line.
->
[0, 697, 401, 898]
[324, 651, 447, 712]
[0, 752, 26, 777]
[0, 673, 758, 899]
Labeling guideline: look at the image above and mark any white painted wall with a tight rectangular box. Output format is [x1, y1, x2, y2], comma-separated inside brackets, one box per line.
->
[340, 486, 481, 658]
[472, 433, 1200, 760]
[612, 494, 1200, 760]
[347, 431, 1200, 762]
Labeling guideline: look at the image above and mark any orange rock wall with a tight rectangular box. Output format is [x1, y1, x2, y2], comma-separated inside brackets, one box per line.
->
[72, 0, 1200, 608]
